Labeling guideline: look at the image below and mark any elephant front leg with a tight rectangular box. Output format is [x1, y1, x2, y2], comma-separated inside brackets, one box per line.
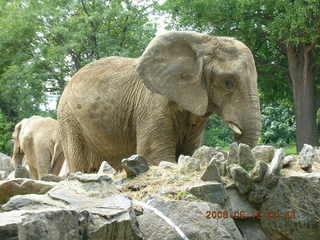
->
[136, 129, 177, 166]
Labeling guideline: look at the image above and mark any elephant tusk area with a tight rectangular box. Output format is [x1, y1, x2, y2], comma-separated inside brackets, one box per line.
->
[228, 123, 242, 135]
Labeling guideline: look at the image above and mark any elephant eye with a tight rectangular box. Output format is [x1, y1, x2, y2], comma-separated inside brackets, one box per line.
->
[224, 79, 235, 89]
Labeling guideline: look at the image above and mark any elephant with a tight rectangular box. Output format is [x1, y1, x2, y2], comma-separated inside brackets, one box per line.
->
[11, 116, 65, 179]
[57, 31, 261, 173]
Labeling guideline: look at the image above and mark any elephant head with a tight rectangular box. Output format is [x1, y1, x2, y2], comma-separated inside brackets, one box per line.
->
[11, 120, 25, 168]
[137, 31, 261, 147]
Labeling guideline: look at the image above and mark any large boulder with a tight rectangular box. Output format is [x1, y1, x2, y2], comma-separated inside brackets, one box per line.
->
[0, 152, 13, 179]
[298, 144, 317, 172]
[192, 145, 217, 167]
[201, 159, 222, 182]
[252, 145, 275, 163]
[238, 143, 256, 171]
[98, 161, 116, 175]
[261, 173, 320, 240]
[0, 179, 57, 204]
[122, 155, 149, 177]
[137, 198, 244, 240]
[187, 182, 227, 206]
[0, 173, 143, 240]
[178, 155, 200, 174]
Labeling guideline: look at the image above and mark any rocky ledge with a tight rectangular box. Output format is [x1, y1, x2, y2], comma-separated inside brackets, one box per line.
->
[0, 143, 320, 240]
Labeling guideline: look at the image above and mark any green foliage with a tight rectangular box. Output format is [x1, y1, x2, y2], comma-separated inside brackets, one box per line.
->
[204, 105, 296, 147]
[0, 0, 46, 122]
[160, 0, 293, 105]
[0, 0, 157, 144]
[204, 115, 232, 147]
[261, 105, 296, 146]
[0, 110, 13, 154]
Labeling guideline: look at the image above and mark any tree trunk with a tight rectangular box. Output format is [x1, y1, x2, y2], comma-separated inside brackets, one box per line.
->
[287, 44, 318, 151]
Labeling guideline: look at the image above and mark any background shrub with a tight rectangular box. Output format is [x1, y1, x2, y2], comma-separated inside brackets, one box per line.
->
[204, 104, 296, 147]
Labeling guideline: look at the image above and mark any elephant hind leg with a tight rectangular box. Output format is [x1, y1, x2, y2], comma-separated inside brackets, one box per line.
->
[59, 102, 105, 173]
[36, 148, 51, 179]
[58, 110, 91, 172]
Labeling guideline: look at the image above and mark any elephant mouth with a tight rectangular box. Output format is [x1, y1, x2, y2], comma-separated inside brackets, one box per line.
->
[227, 122, 242, 135]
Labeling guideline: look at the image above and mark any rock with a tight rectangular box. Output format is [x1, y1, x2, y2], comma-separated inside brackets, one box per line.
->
[250, 161, 269, 182]
[248, 170, 280, 205]
[121, 155, 149, 178]
[127, 183, 147, 191]
[41, 174, 64, 182]
[6, 170, 15, 180]
[0, 152, 11, 168]
[18, 210, 88, 240]
[159, 161, 177, 169]
[214, 159, 227, 177]
[187, 182, 227, 206]
[49, 173, 118, 203]
[314, 147, 320, 163]
[229, 165, 253, 195]
[214, 147, 228, 160]
[0, 173, 143, 239]
[178, 155, 200, 174]
[0, 170, 6, 179]
[58, 161, 69, 177]
[137, 198, 244, 240]
[228, 142, 239, 164]
[235, 219, 268, 240]
[283, 154, 298, 167]
[211, 151, 228, 176]
[227, 188, 258, 218]
[201, 159, 222, 182]
[239, 143, 255, 171]
[14, 166, 30, 179]
[298, 144, 316, 172]
[270, 148, 285, 175]
[192, 145, 217, 167]
[261, 173, 320, 240]
[248, 184, 269, 204]
[98, 161, 116, 175]
[156, 186, 180, 196]
[0, 152, 13, 179]
[0, 179, 57, 204]
[252, 145, 275, 163]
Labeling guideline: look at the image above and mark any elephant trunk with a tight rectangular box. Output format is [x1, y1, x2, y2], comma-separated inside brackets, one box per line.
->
[236, 97, 261, 147]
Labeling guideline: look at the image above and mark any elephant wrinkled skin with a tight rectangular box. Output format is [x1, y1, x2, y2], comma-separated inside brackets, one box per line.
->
[11, 116, 65, 179]
[58, 31, 261, 172]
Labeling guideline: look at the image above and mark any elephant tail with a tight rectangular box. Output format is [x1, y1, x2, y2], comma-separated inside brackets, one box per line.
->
[51, 143, 65, 175]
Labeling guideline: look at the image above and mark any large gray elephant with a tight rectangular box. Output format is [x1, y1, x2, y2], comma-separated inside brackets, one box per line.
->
[11, 116, 65, 179]
[58, 31, 261, 172]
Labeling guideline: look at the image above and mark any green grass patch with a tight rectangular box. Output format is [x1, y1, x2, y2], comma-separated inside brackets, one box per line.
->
[282, 144, 297, 155]
[220, 144, 297, 155]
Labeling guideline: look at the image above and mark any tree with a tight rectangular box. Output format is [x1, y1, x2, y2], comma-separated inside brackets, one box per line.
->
[0, 0, 157, 117]
[161, 0, 320, 150]
[0, 0, 46, 122]
[33, 0, 157, 100]
[0, 0, 157, 153]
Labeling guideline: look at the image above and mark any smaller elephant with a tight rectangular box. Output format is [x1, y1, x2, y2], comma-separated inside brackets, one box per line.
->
[11, 116, 65, 179]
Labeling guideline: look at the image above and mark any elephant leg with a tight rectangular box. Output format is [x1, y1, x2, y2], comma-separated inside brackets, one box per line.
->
[23, 142, 38, 179]
[51, 144, 64, 175]
[36, 148, 51, 179]
[25, 155, 38, 180]
[137, 120, 176, 165]
[59, 109, 93, 172]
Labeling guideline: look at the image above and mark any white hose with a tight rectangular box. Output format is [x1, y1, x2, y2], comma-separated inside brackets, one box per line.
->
[132, 199, 190, 240]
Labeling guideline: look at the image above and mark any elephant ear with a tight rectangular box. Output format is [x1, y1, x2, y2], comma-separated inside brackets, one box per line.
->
[137, 32, 208, 116]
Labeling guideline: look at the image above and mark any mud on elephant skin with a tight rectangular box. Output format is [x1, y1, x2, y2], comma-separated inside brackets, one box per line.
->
[11, 116, 65, 179]
[58, 31, 261, 173]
